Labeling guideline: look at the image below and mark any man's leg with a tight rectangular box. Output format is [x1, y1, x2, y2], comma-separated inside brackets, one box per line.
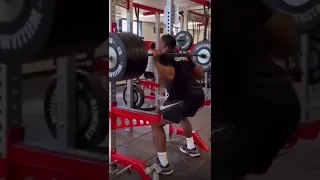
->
[153, 99, 185, 175]
[179, 118, 200, 157]
[151, 119, 174, 175]
[178, 92, 204, 157]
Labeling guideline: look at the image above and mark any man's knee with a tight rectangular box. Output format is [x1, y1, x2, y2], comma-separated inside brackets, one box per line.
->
[151, 119, 170, 129]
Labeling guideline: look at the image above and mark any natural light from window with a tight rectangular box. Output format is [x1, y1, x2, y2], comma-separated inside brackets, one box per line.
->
[121, 19, 141, 36]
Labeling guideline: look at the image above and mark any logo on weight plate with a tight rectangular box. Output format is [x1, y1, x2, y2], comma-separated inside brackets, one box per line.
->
[294, 4, 320, 23]
[85, 98, 99, 139]
[109, 37, 124, 78]
[0, 1, 44, 50]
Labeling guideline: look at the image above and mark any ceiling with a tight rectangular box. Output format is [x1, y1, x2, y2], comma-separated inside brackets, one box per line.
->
[115, 0, 210, 29]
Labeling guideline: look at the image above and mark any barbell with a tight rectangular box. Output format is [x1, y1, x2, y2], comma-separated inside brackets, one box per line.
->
[109, 32, 211, 81]
[109, 53, 207, 60]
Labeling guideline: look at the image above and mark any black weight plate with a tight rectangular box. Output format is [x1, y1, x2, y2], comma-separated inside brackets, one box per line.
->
[192, 40, 211, 72]
[123, 83, 145, 109]
[43, 70, 108, 149]
[0, 0, 55, 64]
[118, 33, 147, 79]
[110, 32, 148, 80]
[123, 33, 146, 79]
[116, 33, 135, 79]
[109, 33, 128, 81]
[175, 31, 193, 51]
[263, 0, 320, 32]
[0, 0, 109, 64]
[115, 32, 145, 80]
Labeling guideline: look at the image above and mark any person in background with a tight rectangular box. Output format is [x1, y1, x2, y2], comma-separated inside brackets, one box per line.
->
[145, 42, 156, 81]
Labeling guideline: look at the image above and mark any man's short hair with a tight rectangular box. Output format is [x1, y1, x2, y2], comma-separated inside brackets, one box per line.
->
[161, 35, 176, 49]
[149, 42, 156, 50]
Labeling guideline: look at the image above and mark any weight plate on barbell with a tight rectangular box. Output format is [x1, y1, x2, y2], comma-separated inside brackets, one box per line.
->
[109, 32, 148, 81]
[175, 31, 193, 51]
[123, 83, 145, 109]
[43, 70, 108, 149]
[0, 0, 55, 64]
[263, 0, 320, 32]
[192, 40, 211, 72]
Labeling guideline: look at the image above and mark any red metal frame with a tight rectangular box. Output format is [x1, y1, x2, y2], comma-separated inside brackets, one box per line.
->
[283, 119, 320, 149]
[296, 119, 320, 140]
[109, 95, 210, 179]
[139, 80, 159, 100]
[0, 126, 108, 180]
[168, 124, 210, 151]
[138, 1, 206, 17]
[133, 3, 163, 13]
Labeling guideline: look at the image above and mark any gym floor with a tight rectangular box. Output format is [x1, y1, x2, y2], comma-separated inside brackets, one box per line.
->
[21, 75, 320, 180]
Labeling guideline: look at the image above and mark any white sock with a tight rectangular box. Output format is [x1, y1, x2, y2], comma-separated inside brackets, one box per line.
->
[186, 137, 195, 149]
[157, 152, 168, 166]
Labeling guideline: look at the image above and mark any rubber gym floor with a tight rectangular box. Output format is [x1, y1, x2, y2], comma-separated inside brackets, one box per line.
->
[22, 75, 320, 180]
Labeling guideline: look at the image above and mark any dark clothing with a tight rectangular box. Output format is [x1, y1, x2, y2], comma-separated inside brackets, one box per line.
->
[143, 71, 154, 79]
[211, 0, 300, 177]
[159, 54, 205, 123]
[159, 55, 202, 100]
[161, 90, 204, 123]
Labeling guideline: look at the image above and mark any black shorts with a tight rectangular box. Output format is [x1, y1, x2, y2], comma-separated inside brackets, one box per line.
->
[211, 84, 300, 177]
[144, 71, 154, 79]
[160, 89, 205, 123]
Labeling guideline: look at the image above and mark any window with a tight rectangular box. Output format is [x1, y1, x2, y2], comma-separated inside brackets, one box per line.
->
[121, 19, 142, 36]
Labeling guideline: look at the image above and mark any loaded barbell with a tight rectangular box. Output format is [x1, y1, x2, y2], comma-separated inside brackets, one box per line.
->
[109, 53, 208, 60]
[109, 32, 211, 81]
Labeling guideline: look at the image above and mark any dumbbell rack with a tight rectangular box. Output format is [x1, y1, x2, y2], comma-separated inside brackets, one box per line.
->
[109, 0, 210, 179]
[0, 57, 108, 179]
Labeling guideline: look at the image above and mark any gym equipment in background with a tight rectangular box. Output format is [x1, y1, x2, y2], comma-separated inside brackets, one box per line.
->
[0, 0, 109, 64]
[43, 70, 108, 149]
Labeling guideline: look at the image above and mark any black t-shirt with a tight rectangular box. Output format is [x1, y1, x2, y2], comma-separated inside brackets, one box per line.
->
[159, 54, 201, 100]
[211, 0, 290, 117]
